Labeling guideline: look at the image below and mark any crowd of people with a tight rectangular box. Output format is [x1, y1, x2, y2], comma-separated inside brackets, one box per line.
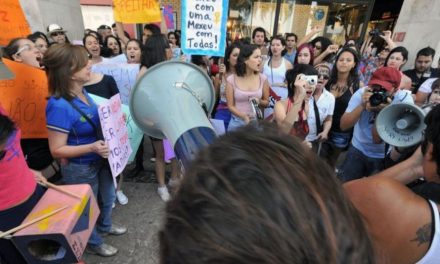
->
[1, 12, 440, 264]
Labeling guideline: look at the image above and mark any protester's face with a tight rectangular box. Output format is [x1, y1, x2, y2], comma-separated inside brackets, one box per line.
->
[84, 36, 101, 59]
[313, 41, 322, 57]
[315, 66, 330, 90]
[71, 60, 92, 84]
[336, 51, 355, 74]
[253, 31, 265, 46]
[229, 48, 240, 67]
[50, 31, 66, 44]
[286, 36, 296, 49]
[126, 41, 141, 64]
[270, 39, 284, 56]
[168, 34, 177, 45]
[103, 29, 112, 38]
[415, 55, 433, 73]
[378, 46, 390, 60]
[245, 48, 262, 72]
[297, 48, 311, 65]
[387, 52, 406, 69]
[12, 39, 42, 68]
[143, 29, 153, 41]
[34, 37, 48, 55]
[107, 38, 120, 55]
[429, 88, 440, 104]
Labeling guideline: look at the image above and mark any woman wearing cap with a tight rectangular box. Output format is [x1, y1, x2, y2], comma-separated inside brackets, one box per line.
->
[47, 24, 68, 44]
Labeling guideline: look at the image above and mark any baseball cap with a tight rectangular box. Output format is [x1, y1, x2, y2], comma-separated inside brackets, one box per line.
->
[368, 67, 401, 91]
[0, 50, 14, 80]
[47, 24, 67, 35]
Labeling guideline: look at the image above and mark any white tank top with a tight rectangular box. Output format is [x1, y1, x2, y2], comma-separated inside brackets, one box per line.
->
[263, 57, 288, 97]
[416, 200, 440, 264]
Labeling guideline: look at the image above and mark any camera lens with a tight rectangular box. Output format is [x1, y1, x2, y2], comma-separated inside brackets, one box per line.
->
[369, 93, 385, 106]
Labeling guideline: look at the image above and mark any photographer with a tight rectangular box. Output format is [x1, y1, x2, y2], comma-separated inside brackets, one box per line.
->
[339, 67, 414, 182]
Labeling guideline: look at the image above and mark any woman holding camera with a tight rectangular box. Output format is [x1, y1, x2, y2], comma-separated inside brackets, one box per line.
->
[273, 64, 318, 141]
[226, 44, 269, 131]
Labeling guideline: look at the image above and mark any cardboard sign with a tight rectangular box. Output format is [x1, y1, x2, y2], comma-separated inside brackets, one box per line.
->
[113, 0, 161, 24]
[0, 59, 48, 138]
[163, 5, 175, 30]
[0, 0, 31, 46]
[13, 184, 99, 263]
[181, 0, 229, 56]
[91, 62, 139, 105]
[97, 94, 132, 179]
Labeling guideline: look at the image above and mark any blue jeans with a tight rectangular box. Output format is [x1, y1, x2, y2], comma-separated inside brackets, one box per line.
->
[337, 145, 384, 182]
[61, 159, 115, 246]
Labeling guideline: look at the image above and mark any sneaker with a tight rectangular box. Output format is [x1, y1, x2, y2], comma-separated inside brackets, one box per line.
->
[116, 190, 128, 205]
[168, 178, 180, 188]
[157, 186, 170, 202]
[86, 243, 118, 257]
[99, 224, 127, 236]
[150, 157, 156, 162]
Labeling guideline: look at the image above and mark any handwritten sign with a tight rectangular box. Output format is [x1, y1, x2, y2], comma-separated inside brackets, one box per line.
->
[91, 62, 139, 105]
[97, 94, 132, 179]
[113, 0, 161, 24]
[90, 94, 143, 163]
[163, 5, 174, 30]
[0, 59, 48, 138]
[0, 0, 31, 46]
[181, 0, 229, 56]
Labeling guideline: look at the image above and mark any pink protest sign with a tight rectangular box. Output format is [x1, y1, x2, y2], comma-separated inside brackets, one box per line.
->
[97, 94, 132, 180]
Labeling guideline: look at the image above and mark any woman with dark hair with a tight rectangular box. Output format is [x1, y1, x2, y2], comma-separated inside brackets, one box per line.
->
[226, 44, 270, 130]
[167, 31, 180, 48]
[160, 124, 375, 264]
[137, 34, 179, 202]
[310, 36, 338, 66]
[83, 34, 108, 65]
[3, 38, 42, 68]
[104, 35, 122, 57]
[274, 64, 318, 140]
[263, 36, 293, 118]
[213, 42, 241, 130]
[125, 39, 142, 64]
[294, 43, 314, 66]
[323, 47, 361, 167]
[310, 36, 332, 58]
[27, 31, 49, 55]
[44, 44, 126, 257]
[384, 46, 412, 90]
[428, 78, 440, 105]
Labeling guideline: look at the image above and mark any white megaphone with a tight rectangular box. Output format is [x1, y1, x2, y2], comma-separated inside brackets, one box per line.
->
[375, 103, 427, 148]
[129, 61, 217, 167]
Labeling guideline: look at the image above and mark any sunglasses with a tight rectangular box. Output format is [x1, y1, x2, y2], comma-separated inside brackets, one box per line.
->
[14, 44, 33, 56]
[51, 32, 65, 37]
[318, 74, 330, 80]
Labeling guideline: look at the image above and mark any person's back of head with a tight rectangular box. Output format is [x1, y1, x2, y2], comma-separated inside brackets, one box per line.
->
[160, 124, 375, 264]
[423, 104, 440, 176]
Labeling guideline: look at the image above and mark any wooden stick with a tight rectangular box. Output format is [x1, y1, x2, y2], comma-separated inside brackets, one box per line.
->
[38, 181, 82, 200]
[0, 205, 69, 239]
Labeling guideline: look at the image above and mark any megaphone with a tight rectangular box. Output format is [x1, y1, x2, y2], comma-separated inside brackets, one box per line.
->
[130, 61, 217, 167]
[375, 103, 426, 148]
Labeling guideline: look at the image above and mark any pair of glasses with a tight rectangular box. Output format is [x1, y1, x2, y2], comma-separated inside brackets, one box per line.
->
[14, 44, 32, 56]
[0, 150, 6, 161]
[318, 74, 330, 80]
[315, 46, 322, 50]
[51, 32, 64, 37]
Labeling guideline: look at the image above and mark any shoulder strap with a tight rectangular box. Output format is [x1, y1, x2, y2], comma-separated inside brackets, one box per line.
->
[313, 99, 323, 134]
[66, 99, 103, 141]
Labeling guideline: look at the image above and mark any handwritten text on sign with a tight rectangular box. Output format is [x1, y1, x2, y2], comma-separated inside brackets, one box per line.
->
[0, 59, 48, 138]
[98, 94, 132, 179]
[91, 62, 139, 105]
[182, 0, 229, 56]
[113, 0, 161, 24]
[0, 0, 31, 46]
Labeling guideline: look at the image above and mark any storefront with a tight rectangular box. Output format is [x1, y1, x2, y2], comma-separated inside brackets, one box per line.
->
[227, 0, 375, 45]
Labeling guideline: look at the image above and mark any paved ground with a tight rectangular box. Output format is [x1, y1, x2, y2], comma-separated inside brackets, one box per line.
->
[83, 139, 169, 264]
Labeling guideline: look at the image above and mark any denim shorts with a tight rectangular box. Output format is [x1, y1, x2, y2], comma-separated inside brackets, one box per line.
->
[329, 131, 351, 149]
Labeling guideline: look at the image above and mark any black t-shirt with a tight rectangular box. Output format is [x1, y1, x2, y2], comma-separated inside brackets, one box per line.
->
[84, 74, 119, 99]
[403, 67, 440, 94]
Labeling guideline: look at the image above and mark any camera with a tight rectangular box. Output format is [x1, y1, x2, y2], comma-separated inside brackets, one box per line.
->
[249, 98, 263, 120]
[369, 29, 384, 38]
[300, 75, 318, 86]
[369, 88, 389, 107]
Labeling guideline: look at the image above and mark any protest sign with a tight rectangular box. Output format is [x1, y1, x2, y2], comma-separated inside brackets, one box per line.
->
[91, 62, 139, 105]
[0, 59, 48, 138]
[163, 5, 175, 30]
[113, 0, 161, 24]
[181, 0, 229, 56]
[97, 94, 133, 180]
[0, 0, 31, 46]
[90, 94, 143, 163]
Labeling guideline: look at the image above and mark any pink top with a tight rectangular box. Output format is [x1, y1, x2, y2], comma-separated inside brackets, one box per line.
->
[0, 105, 36, 210]
[227, 73, 266, 117]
